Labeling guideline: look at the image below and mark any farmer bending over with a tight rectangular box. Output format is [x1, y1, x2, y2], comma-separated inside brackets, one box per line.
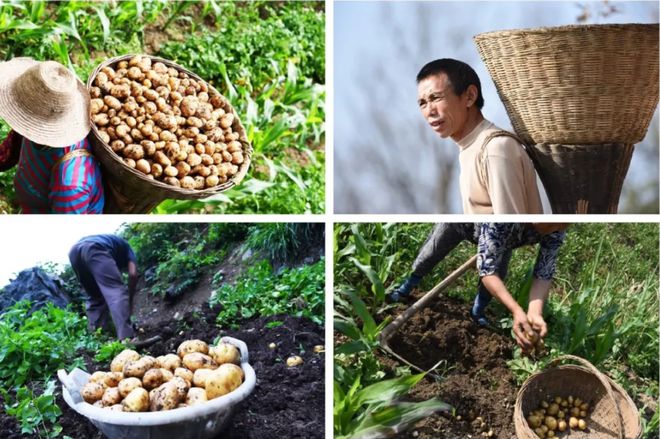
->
[417, 59, 542, 214]
[0, 57, 104, 213]
[69, 234, 138, 341]
[389, 223, 568, 350]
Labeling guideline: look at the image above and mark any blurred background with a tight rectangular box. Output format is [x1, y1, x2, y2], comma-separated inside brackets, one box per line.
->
[334, 1, 659, 214]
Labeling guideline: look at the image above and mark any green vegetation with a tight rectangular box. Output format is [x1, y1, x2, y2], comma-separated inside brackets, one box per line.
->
[210, 258, 325, 328]
[334, 223, 659, 438]
[0, 1, 324, 214]
[0, 301, 127, 438]
[246, 223, 324, 262]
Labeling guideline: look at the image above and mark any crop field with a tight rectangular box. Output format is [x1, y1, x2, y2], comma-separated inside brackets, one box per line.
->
[334, 223, 659, 438]
[0, 223, 325, 438]
[0, 1, 325, 214]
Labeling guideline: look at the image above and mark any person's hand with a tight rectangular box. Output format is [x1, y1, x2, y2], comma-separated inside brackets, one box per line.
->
[527, 311, 547, 338]
[512, 309, 535, 351]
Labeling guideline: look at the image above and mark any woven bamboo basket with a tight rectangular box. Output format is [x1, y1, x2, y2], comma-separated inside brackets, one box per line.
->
[514, 355, 641, 439]
[525, 143, 634, 214]
[87, 54, 252, 214]
[473, 24, 659, 145]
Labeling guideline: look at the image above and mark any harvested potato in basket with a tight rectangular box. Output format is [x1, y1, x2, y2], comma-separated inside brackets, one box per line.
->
[90, 55, 246, 189]
[81, 340, 244, 412]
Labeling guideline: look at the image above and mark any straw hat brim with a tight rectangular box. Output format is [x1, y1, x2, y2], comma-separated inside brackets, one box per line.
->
[0, 58, 91, 148]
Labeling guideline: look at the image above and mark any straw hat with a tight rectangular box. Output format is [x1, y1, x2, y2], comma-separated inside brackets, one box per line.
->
[0, 58, 90, 148]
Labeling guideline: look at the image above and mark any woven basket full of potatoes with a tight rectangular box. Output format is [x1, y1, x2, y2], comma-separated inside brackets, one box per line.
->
[57, 337, 256, 439]
[87, 54, 252, 214]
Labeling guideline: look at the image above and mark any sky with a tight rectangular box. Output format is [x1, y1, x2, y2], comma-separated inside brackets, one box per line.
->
[0, 216, 128, 287]
[334, 1, 659, 213]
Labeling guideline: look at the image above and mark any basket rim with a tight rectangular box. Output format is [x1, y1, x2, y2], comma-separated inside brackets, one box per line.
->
[474, 22, 659, 41]
[86, 53, 253, 198]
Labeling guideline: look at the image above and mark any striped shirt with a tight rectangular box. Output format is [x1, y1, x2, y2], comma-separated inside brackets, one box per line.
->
[13, 134, 105, 214]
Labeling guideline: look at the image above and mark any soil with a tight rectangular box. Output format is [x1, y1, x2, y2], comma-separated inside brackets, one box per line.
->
[383, 292, 518, 439]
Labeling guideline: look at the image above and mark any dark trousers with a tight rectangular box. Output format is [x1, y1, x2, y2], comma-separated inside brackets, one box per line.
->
[412, 223, 512, 299]
[68, 242, 134, 340]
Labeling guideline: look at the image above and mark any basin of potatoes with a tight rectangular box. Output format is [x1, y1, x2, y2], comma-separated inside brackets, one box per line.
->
[58, 336, 256, 439]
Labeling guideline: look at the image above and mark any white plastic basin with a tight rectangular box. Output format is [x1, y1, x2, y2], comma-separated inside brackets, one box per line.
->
[58, 336, 256, 439]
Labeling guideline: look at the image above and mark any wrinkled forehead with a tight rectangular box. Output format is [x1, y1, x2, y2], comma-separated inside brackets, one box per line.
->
[417, 72, 453, 99]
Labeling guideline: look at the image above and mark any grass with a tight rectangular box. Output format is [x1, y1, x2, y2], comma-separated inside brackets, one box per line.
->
[334, 223, 659, 438]
[0, 1, 324, 214]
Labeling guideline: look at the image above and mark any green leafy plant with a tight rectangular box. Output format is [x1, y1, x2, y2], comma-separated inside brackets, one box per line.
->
[3, 380, 62, 438]
[210, 258, 324, 328]
[334, 372, 452, 439]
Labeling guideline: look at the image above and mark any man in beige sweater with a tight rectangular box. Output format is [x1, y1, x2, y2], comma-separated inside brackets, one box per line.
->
[417, 59, 543, 214]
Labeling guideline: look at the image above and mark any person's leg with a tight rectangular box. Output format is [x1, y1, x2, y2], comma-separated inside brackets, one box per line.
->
[84, 246, 135, 340]
[390, 223, 470, 302]
[69, 245, 111, 333]
[471, 249, 512, 326]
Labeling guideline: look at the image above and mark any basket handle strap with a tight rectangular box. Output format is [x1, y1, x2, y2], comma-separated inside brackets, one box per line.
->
[477, 130, 526, 186]
[550, 355, 624, 439]
[51, 149, 92, 173]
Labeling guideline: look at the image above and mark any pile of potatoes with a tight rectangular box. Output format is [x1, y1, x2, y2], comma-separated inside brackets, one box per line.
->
[80, 339, 244, 412]
[90, 55, 246, 189]
[527, 395, 591, 438]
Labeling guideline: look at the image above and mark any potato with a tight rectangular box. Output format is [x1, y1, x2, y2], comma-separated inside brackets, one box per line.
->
[151, 163, 163, 178]
[123, 387, 149, 412]
[569, 417, 579, 428]
[89, 371, 107, 384]
[103, 372, 123, 388]
[210, 343, 240, 365]
[118, 377, 143, 398]
[158, 354, 181, 372]
[578, 419, 586, 430]
[81, 382, 105, 403]
[143, 368, 169, 390]
[192, 368, 213, 388]
[135, 159, 150, 175]
[102, 387, 122, 406]
[219, 113, 234, 129]
[93, 400, 106, 408]
[174, 367, 193, 384]
[164, 176, 180, 187]
[287, 356, 304, 367]
[557, 420, 567, 432]
[111, 350, 140, 373]
[182, 352, 217, 372]
[170, 376, 190, 401]
[123, 356, 156, 379]
[107, 404, 124, 412]
[205, 364, 244, 400]
[177, 340, 209, 358]
[180, 175, 195, 189]
[186, 387, 208, 406]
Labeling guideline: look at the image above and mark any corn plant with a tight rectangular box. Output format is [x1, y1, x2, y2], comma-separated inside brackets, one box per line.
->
[334, 372, 451, 439]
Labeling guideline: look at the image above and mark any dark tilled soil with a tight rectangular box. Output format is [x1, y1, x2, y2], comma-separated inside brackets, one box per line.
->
[0, 306, 324, 439]
[385, 293, 518, 439]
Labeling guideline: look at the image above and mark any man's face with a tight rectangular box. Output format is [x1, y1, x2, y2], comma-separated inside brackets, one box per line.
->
[417, 72, 470, 139]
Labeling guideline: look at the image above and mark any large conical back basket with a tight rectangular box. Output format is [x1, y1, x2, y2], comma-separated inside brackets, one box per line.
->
[87, 54, 252, 214]
[474, 24, 659, 213]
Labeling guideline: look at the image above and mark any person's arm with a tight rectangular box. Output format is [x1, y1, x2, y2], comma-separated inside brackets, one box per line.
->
[481, 274, 535, 350]
[527, 278, 552, 337]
